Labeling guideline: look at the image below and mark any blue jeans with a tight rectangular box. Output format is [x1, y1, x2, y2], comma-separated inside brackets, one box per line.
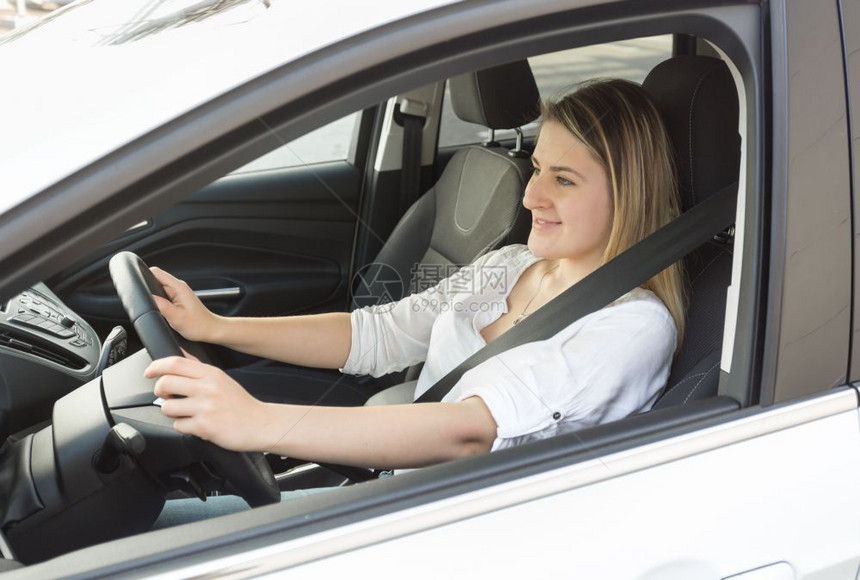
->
[152, 487, 336, 529]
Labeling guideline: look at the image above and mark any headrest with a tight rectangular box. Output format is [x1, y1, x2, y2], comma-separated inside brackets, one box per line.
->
[449, 60, 540, 130]
[642, 56, 741, 211]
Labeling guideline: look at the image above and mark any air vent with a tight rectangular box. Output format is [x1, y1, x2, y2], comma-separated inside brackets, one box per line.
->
[0, 328, 88, 370]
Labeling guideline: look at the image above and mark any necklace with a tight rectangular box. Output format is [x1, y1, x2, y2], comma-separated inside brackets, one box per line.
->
[512, 263, 560, 325]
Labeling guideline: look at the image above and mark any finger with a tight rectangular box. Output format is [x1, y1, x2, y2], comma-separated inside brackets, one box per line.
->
[149, 267, 182, 301]
[159, 396, 197, 418]
[150, 266, 182, 286]
[153, 374, 198, 399]
[152, 294, 174, 315]
[144, 355, 208, 379]
[171, 417, 199, 438]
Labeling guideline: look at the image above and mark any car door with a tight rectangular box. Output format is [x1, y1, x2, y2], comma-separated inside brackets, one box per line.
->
[46, 110, 378, 346]
[6, 1, 860, 578]
[251, 1, 860, 577]
[108, 1, 860, 577]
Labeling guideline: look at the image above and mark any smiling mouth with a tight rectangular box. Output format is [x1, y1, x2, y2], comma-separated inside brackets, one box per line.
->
[533, 218, 562, 229]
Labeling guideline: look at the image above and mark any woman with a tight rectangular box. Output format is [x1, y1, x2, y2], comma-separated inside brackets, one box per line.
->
[145, 79, 684, 473]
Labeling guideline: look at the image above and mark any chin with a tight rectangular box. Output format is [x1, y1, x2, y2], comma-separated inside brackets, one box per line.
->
[526, 237, 560, 260]
[527, 235, 606, 264]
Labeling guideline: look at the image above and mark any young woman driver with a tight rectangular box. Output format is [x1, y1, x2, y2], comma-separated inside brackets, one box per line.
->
[144, 79, 685, 475]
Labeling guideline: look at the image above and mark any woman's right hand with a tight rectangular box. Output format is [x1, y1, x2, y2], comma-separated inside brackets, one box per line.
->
[149, 267, 222, 343]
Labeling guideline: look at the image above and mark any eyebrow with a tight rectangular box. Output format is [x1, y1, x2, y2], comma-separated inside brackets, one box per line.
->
[531, 156, 588, 183]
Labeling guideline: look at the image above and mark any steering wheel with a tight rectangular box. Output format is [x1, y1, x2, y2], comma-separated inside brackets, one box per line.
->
[108, 251, 280, 508]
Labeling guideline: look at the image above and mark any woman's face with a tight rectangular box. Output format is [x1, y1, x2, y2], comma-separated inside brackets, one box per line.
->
[524, 120, 614, 267]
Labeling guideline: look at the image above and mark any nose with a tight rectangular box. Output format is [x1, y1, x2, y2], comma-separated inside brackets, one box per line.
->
[523, 172, 549, 210]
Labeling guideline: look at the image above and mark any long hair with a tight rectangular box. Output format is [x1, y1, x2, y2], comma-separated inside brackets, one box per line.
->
[541, 79, 687, 348]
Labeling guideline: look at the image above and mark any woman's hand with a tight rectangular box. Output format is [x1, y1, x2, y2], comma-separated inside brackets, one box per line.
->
[149, 267, 221, 343]
[145, 356, 274, 452]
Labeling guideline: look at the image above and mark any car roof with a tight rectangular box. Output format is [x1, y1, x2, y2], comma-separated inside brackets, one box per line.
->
[0, 0, 461, 216]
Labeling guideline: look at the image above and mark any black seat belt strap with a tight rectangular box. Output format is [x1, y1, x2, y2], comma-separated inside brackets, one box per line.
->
[415, 182, 738, 404]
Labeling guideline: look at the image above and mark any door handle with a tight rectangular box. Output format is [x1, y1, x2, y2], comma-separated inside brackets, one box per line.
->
[193, 287, 243, 301]
[723, 562, 794, 580]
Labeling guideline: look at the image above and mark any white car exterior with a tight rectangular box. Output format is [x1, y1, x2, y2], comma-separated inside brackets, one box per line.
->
[0, 0, 858, 578]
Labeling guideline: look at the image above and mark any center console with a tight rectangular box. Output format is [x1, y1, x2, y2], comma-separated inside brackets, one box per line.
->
[0, 283, 100, 438]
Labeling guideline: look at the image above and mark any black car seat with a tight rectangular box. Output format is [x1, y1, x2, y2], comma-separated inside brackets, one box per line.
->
[642, 55, 742, 408]
[365, 56, 742, 411]
[352, 60, 539, 309]
[231, 60, 540, 406]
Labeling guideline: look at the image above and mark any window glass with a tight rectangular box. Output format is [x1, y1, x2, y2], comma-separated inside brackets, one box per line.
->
[438, 35, 673, 148]
[231, 112, 360, 175]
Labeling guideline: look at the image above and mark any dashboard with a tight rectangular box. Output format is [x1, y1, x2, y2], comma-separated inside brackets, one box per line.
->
[0, 284, 102, 439]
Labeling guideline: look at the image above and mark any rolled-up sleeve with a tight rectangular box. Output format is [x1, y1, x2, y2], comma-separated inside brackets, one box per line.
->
[340, 297, 437, 377]
[341, 250, 502, 377]
[445, 298, 676, 449]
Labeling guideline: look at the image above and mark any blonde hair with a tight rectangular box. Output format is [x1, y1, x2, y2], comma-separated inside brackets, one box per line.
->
[541, 79, 687, 348]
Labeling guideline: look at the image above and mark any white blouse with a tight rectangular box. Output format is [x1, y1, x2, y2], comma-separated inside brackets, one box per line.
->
[341, 244, 676, 451]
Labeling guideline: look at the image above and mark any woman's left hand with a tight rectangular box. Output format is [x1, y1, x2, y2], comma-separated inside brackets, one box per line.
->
[144, 356, 272, 452]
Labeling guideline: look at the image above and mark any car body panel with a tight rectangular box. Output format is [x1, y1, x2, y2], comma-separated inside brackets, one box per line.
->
[842, 0, 860, 381]
[0, 0, 857, 577]
[0, 0, 462, 212]
[272, 394, 860, 580]
[768, 0, 852, 403]
[34, 389, 856, 579]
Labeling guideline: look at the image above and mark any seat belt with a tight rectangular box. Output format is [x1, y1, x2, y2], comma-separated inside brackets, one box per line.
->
[397, 99, 425, 216]
[415, 182, 738, 403]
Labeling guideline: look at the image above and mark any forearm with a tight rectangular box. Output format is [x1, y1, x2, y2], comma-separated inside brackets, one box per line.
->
[210, 312, 352, 369]
[148, 356, 497, 468]
[255, 397, 497, 469]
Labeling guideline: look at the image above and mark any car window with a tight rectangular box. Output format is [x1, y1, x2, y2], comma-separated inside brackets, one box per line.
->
[230, 112, 361, 175]
[438, 35, 673, 148]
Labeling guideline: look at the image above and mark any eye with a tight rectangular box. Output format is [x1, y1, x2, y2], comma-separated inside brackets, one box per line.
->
[556, 175, 575, 186]
[531, 166, 541, 176]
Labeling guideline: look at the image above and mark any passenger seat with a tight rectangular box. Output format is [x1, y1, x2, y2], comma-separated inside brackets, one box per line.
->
[352, 59, 540, 308]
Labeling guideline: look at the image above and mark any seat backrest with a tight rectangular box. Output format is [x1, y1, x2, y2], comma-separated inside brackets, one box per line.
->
[642, 56, 742, 408]
[352, 60, 539, 309]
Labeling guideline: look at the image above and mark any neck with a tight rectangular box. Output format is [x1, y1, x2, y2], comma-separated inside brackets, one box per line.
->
[541, 256, 602, 293]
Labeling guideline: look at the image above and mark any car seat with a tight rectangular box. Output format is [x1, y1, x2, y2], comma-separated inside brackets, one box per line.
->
[352, 59, 540, 308]
[641, 55, 742, 408]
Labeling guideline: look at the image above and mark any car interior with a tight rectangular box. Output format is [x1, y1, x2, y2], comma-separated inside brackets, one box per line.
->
[0, 27, 748, 569]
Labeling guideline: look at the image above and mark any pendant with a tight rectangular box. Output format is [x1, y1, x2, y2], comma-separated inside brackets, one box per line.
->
[513, 314, 525, 325]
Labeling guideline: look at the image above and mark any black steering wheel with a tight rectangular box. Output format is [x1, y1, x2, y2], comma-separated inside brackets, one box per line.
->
[108, 251, 280, 508]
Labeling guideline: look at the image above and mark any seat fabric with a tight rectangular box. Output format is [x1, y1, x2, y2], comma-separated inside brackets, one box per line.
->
[641, 56, 741, 408]
[353, 59, 539, 309]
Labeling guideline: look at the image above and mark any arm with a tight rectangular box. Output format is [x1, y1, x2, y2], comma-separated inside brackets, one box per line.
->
[151, 248, 510, 374]
[145, 356, 497, 469]
[150, 267, 352, 369]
